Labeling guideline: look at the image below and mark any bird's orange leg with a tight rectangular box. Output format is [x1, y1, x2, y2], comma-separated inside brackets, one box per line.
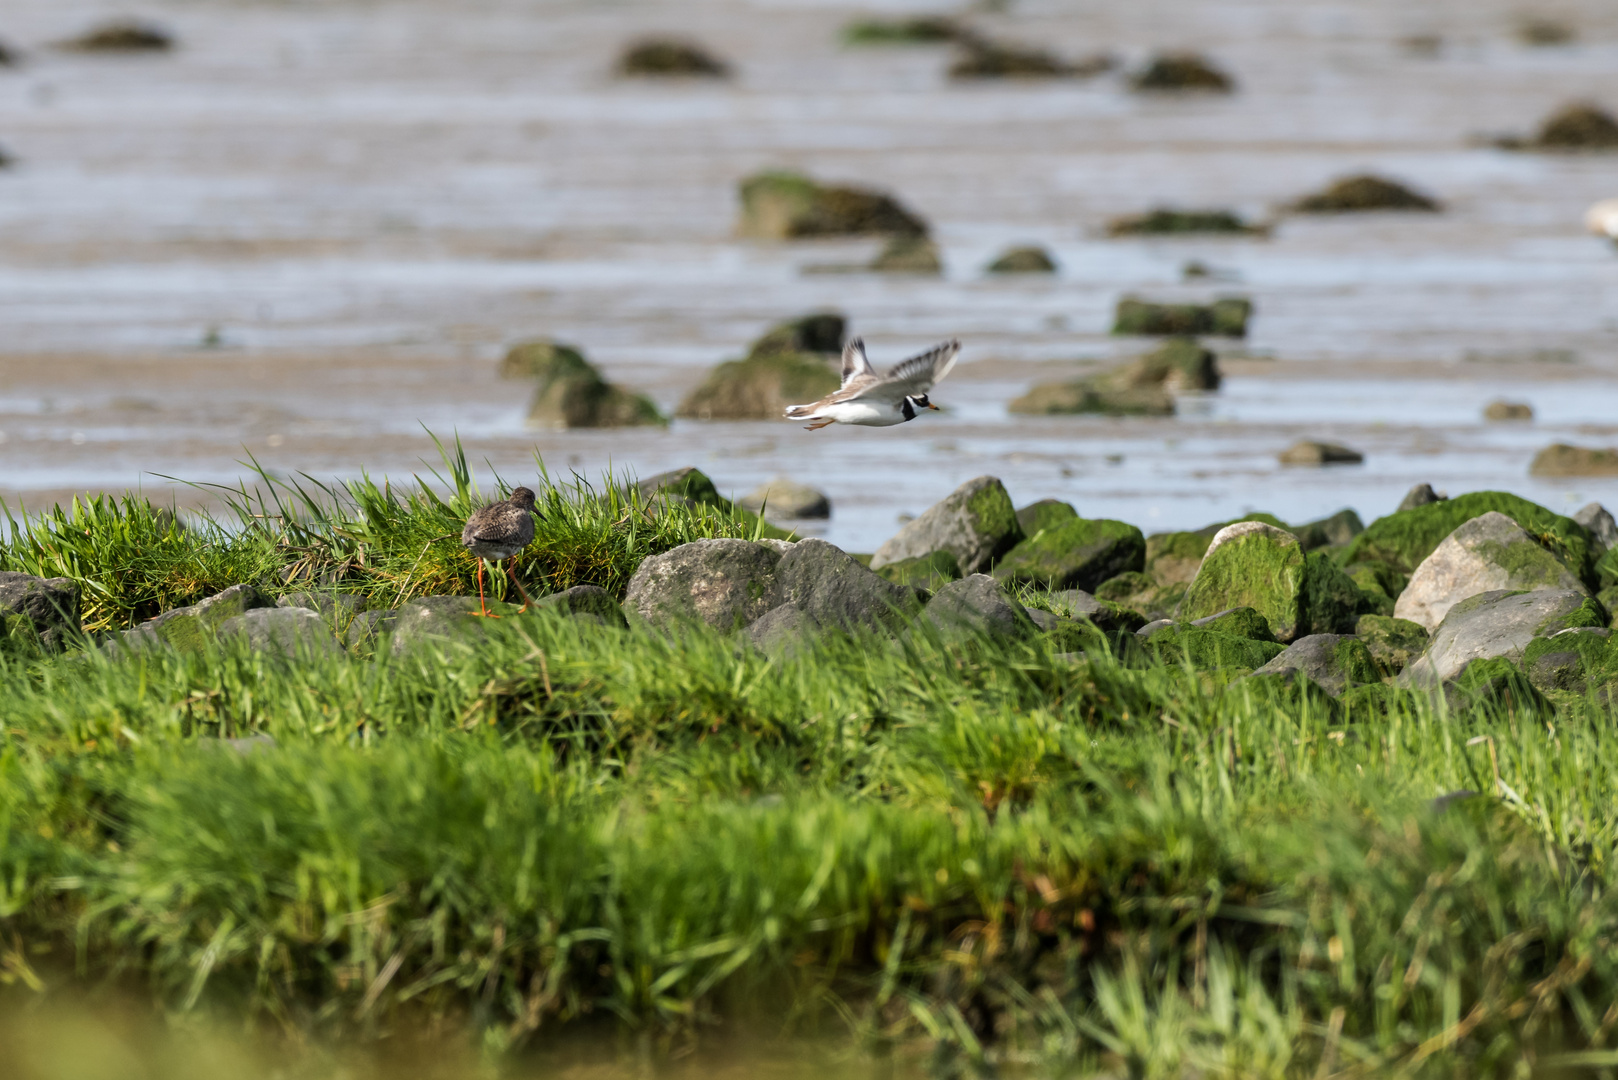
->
[506, 561, 534, 614]
[470, 557, 501, 618]
[804, 419, 835, 431]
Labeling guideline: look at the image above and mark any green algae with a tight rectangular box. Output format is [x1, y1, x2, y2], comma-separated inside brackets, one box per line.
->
[967, 481, 1023, 554]
[875, 550, 962, 592]
[1146, 625, 1286, 670]
[1178, 527, 1304, 640]
[1015, 499, 1079, 536]
[1299, 551, 1363, 635]
[1355, 614, 1428, 676]
[993, 518, 1144, 591]
[1192, 606, 1275, 641]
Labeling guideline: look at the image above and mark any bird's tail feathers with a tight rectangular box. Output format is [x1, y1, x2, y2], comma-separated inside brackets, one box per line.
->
[783, 403, 820, 419]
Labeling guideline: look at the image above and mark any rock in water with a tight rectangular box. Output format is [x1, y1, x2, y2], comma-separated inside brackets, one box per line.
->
[922, 575, 1038, 640]
[0, 572, 80, 653]
[1529, 443, 1618, 477]
[624, 540, 783, 630]
[775, 539, 920, 633]
[1113, 298, 1251, 337]
[739, 477, 830, 520]
[737, 171, 929, 240]
[1106, 209, 1256, 236]
[500, 340, 587, 380]
[1009, 337, 1220, 417]
[1394, 512, 1588, 630]
[1573, 503, 1618, 551]
[1278, 441, 1364, 466]
[62, 20, 174, 51]
[1129, 52, 1234, 92]
[1400, 588, 1597, 686]
[985, 246, 1057, 273]
[871, 476, 1023, 576]
[841, 17, 962, 45]
[1290, 175, 1440, 212]
[677, 352, 839, 421]
[1398, 483, 1444, 512]
[869, 236, 942, 274]
[1532, 103, 1618, 149]
[993, 518, 1146, 592]
[1251, 634, 1379, 697]
[747, 313, 845, 357]
[1483, 400, 1533, 421]
[1177, 522, 1306, 642]
[618, 39, 729, 76]
[503, 340, 664, 429]
[950, 39, 1107, 78]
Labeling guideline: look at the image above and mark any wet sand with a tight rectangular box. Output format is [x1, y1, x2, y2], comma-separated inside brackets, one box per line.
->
[2, 0, 1617, 549]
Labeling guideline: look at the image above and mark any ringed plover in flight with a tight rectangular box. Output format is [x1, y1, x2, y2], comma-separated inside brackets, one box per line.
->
[785, 338, 960, 430]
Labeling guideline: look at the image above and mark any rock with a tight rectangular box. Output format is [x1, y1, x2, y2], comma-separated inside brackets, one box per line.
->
[1008, 381, 1173, 417]
[1355, 614, 1428, 675]
[215, 607, 343, 658]
[0, 40, 19, 66]
[746, 603, 819, 655]
[922, 574, 1038, 640]
[1251, 634, 1378, 696]
[747, 313, 845, 358]
[677, 352, 840, 421]
[1441, 658, 1552, 717]
[1521, 628, 1614, 693]
[1112, 298, 1251, 337]
[872, 476, 1022, 576]
[985, 246, 1057, 273]
[1116, 337, 1222, 392]
[1532, 103, 1618, 150]
[520, 344, 665, 430]
[221, 734, 277, 755]
[389, 596, 507, 653]
[774, 539, 920, 633]
[1398, 483, 1445, 512]
[1400, 588, 1594, 686]
[993, 518, 1146, 592]
[1129, 52, 1234, 92]
[1279, 441, 1364, 466]
[869, 236, 942, 274]
[1525, 647, 1585, 693]
[1189, 606, 1275, 641]
[1343, 562, 1400, 616]
[1136, 619, 1174, 638]
[1048, 590, 1149, 634]
[62, 20, 174, 52]
[1148, 626, 1286, 670]
[618, 39, 729, 77]
[1009, 338, 1219, 417]
[1177, 522, 1306, 642]
[1290, 175, 1440, 212]
[345, 608, 399, 651]
[624, 540, 783, 631]
[1341, 683, 1428, 720]
[1024, 608, 1062, 632]
[1394, 512, 1589, 631]
[1144, 531, 1211, 586]
[500, 340, 588, 380]
[1015, 499, 1079, 536]
[277, 591, 366, 623]
[738, 477, 830, 520]
[1093, 571, 1185, 622]
[0, 572, 81, 653]
[874, 550, 961, 592]
[842, 17, 962, 45]
[139, 584, 276, 652]
[1340, 491, 1598, 584]
[1483, 400, 1533, 422]
[737, 171, 928, 240]
[534, 585, 628, 628]
[950, 39, 1111, 79]
[1518, 19, 1576, 46]
[1106, 209, 1257, 236]
[1294, 508, 1364, 551]
[635, 466, 728, 510]
[1529, 443, 1618, 477]
[1574, 503, 1618, 551]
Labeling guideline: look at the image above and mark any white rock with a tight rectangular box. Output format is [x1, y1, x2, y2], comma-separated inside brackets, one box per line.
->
[1394, 512, 1586, 631]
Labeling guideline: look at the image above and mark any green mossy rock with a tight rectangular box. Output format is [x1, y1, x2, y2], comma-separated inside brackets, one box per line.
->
[1015, 499, 1079, 536]
[748, 313, 845, 358]
[1130, 52, 1234, 93]
[1046, 590, 1149, 634]
[1339, 491, 1598, 586]
[1179, 522, 1305, 641]
[1094, 571, 1154, 604]
[1294, 508, 1365, 552]
[144, 584, 275, 653]
[500, 340, 589, 380]
[1113, 297, 1251, 337]
[1529, 443, 1618, 477]
[1224, 671, 1342, 722]
[1340, 683, 1427, 720]
[1300, 551, 1363, 635]
[676, 352, 839, 421]
[1355, 614, 1428, 676]
[993, 518, 1146, 592]
[529, 375, 665, 431]
[1520, 632, 1612, 693]
[841, 17, 961, 45]
[1597, 548, 1618, 590]
[737, 171, 929, 240]
[1252, 633, 1378, 697]
[1532, 103, 1618, 150]
[633, 467, 791, 540]
[1190, 606, 1275, 642]
[618, 39, 729, 76]
[874, 550, 962, 592]
[1007, 381, 1174, 416]
[1145, 530, 1211, 586]
[1291, 175, 1440, 212]
[1147, 625, 1286, 671]
[1106, 209, 1257, 236]
[869, 236, 942, 274]
[1443, 657, 1552, 717]
[985, 246, 1057, 273]
[873, 476, 1023, 576]
[1008, 337, 1219, 417]
[1345, 561, 1405, 617]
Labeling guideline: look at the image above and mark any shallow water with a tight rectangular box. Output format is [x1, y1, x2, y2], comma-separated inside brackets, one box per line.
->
[2, 0, 1617, 549]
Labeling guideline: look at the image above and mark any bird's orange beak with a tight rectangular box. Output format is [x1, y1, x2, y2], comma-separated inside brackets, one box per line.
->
[927, 402, 939, 410]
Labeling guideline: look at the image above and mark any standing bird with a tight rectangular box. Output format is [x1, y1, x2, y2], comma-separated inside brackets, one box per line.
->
[461, 486, 539, 617]
[785, 338, 961, 430]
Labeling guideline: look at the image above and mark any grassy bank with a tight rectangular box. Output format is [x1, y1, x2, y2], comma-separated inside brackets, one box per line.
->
[1, 459, 1617, 1076]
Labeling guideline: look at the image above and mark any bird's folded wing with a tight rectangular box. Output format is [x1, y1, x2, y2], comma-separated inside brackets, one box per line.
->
[878, 340, 961, 396]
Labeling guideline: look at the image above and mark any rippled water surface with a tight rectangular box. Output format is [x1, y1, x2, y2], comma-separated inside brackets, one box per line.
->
[2, 0, 1617, 547]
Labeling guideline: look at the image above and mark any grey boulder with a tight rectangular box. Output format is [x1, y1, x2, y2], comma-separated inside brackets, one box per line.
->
[119, 583, 275, 653]
[871, 476, 1023, 575]
[215, 607, 343, 658]
[1400, 588, 1592, 687]
[534, 584, 628, 627]
[0, 571, 81, 652]
[738, 476, 831, 520]
[921, 574, 1038, 640]
[1394, 512, 1587, 631]
[390, 596, 497, 653]
[1574, 501, 1618, 551]
[624, 539, 782, 630]
[746, 602, 819, 655]
[775, 538, 919, 633]
[1251, 634, 1376, 697]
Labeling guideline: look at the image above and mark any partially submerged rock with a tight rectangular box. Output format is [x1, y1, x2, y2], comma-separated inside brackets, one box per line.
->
[0, 572, 80, 653]
[1106, 209, 1258, 236]
[1394, 512, 1588, 631]
[618, 39, 729, 77]
[949, 38, 1111, 79]
[993, 517, 1146, 591]
[748, 313, 845, 357]
[1007, 381, 1172, 417]
[1112, 297, 1251, 337]
[1529, 443, 1618, 477]
[677, 351, 839, 421]
[985, 246, 1057, 273]
[869, 236, 942, 274]
[841, 17, 962, 46]
[500, 340, 588, 380]
[1514, 103, 1618, 151]
[1517, 19, 1576, 46]
[1251, 634, 1378, 696]
[1278, 441, 1364, 466]
[526, 359, 665, 431]
[1356, 614, 1428, 675]
[872, 476, 1023, 576]
[922, 574, 1038, 640]
[1290, 175, 1440, 212]
[738, 477, 831, 520]
[1009, 338, 1220, 417]
[1400, 588, 1597, 686]
[738, 171, 929, 240]
[1129, 53, 1234, 93]
[624, 539, 783, 631]
[1483, 400, 1533, 421]
[62, 20, 174, 52]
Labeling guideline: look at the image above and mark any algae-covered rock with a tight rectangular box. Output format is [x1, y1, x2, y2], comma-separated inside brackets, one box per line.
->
[137, 584, 275, 653]
[748, 313, 845, 357]
[500, 340, 589, 380]
[1398, 483, 1445, 512]
[1521, 629, 1614, 693]
[1343, 562, 1400, 616]
[1529, 443, 1618, 477]
[1252, 634, 1378, 697]
[1113, 297, 1251, 337]
[842, 17, 962, 45]
[0, 572, 80, 653]
[1178, 521, 1305, 641]
[1188, 606, 1275, 641]
[1093, 572, 1185, 621]
[775, 539, 920, 633]
[1483, 400, 1533, 422]
[534, 585, 628, 628]
[1145, 531, 1212, 586]
[1015, 499, 1078, 536]
[1340, 683, 1428, 720]
[1130, 53, 1234, 93]
[922, 574, 1038, 641]
[618, 39, 729, 77]
[1047, 589, 1148, 634]
[738, 171, 929, 240]
[1116, 337, 1221, 391]
[872, 476, 1023, 576]
[1400, 588, 1594, 687]
[676, 352, 839, 420]
[1106, 209, 1257, 236]
[985, 246, 1057, 273]
[1008, 381, 1173, 417]
[1339, 491, 1598, 585]
[1009, 338, 1219, 417]
[62, 20, 174, 52]
[869, 236, 942, 274]
[1147, 625, 1285, 670]
[1279, 441, 1364, 466]
[528, 370, 665, 431]
[1355, 614, 1428, 675]
[1517, 19, 1576, 46]
[1294, 508, 1364, 552]
[1394, 512, 1589, 630]
[738, 477, 830, 520]
[993, 518, 1146, 592]
[1300, 551, 1364, 635]
[1442, 657, 1552, 718]
[1291, 175, 1440, 212]
[388, 596, 511, 654]
[1573, 502, 1618, 551]
[875, 550, 962, 592]
[1529, 103, 1618, 150]
[950, 39, 1111, 79]
[624, 539, 783, 631]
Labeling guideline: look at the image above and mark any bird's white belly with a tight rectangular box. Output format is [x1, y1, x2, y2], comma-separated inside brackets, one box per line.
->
[825, 400, 903, 426]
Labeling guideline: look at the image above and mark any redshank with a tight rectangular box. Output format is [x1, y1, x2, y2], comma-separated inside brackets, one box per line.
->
[461, 486, 539, 617]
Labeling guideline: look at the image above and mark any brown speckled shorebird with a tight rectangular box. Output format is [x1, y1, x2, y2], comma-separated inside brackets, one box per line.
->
[461, 486, 538, 617]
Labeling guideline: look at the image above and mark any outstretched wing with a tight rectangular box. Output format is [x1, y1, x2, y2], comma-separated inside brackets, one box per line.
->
[841, 338, 876, 387]
[876, 339, 961, 397]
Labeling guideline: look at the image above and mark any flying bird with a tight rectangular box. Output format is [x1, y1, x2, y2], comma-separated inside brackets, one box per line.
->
[461, 486, 539, 617]
[784, 337, 961, 430]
